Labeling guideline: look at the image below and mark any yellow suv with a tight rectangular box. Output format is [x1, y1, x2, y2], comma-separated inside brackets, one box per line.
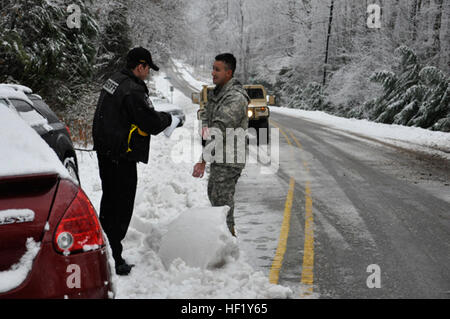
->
[192, 84, 275, 144]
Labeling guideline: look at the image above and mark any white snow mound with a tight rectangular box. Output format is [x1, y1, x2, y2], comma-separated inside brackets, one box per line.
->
[159, 206, 239, 270]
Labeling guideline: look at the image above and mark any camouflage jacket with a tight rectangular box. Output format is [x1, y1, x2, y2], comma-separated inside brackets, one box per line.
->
[201, 78, 250, 168]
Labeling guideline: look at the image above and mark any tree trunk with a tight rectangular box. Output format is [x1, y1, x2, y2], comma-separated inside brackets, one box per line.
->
[286, 0, 296, 57]
[411, 0, 418, 42]
[431, 0, 443, 57]
[238, 0, 247, 82]
[323, 0, 334, 86]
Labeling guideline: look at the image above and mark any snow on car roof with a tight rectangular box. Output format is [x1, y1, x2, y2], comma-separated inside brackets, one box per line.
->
[0, 83, 33, 94]
[0, 107, 71, 179]
[0, 85, 34, 105]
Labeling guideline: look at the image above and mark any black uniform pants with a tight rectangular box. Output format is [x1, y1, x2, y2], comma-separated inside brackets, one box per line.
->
[97, 154, 137, 266]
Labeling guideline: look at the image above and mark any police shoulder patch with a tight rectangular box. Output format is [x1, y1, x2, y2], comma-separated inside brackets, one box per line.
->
[103, 78, 119, 95]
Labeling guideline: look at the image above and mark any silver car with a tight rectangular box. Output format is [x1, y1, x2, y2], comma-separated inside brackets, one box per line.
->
[149, 96, 185, 127]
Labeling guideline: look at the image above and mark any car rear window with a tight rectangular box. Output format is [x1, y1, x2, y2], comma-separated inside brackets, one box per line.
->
[27, 96, 59, 124]
[9, 99, 34, 112]
[246, 88, 264, 99]
[9, 99, 48, 127]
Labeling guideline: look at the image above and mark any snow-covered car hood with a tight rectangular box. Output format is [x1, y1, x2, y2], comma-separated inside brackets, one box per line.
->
[0, 107, 71, 179]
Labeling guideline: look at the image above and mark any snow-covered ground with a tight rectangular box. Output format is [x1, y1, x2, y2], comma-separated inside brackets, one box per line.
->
[271, 107, 450, 160]
[75, 70, 292, 299]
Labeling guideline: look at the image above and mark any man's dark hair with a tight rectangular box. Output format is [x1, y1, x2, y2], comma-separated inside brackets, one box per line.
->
[215, 53, 236, 76]
[126, 60, 144, 70]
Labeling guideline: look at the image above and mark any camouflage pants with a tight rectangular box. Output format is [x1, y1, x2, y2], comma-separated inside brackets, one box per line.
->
[207, 164, 243, 232]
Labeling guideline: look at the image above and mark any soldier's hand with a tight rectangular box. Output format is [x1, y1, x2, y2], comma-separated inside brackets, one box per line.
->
[193, 161, 206, 178]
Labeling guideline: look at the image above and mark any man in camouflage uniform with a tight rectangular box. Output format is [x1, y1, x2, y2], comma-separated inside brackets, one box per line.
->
[193, 53, 250, 236]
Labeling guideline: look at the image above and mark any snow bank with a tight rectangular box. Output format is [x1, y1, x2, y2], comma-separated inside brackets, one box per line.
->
[0, 107, 71, 179]
[0, 209, 35, 225]
[271, 107, 450, 159]
[159, 206, 239, 270]
[0, 238, 40, 293]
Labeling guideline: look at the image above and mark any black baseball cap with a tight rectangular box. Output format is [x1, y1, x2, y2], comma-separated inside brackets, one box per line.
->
[127, 47, 159, 71]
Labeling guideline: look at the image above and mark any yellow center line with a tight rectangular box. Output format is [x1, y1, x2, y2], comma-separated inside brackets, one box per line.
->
[269, 177, 295, 284]
[301, 180, 314, 296]
[268, 119, 295, 285]
[270, 120, 292, 147]
[288, 132, 310, 173]
[270, 119, 315, 297]
[288, 130, 302, 149]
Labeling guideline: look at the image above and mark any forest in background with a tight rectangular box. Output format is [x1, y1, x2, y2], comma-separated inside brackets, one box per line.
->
[0, 0, 186, 118]
[0, 0, 448, 131]
[183, 0, 449, 131]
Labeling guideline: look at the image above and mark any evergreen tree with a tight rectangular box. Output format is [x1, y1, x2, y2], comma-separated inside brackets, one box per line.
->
[96, 1, 132, 79]
[367, 46, 449, 131]
[0, 0, 98, 109]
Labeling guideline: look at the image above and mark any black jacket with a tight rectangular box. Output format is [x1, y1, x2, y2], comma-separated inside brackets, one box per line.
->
[93, 68, 172, 163]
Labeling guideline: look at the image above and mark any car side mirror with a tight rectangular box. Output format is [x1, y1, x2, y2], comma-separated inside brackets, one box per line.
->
[268, 95, 275, 105]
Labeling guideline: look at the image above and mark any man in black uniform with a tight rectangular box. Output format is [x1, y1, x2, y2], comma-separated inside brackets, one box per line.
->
[93, 47, 177, 275]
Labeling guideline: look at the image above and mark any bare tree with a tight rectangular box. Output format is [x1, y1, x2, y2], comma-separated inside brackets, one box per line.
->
[323, 0, 335, 86]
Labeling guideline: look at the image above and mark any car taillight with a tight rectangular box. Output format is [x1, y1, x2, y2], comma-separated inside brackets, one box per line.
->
[54, 189, 105, 254]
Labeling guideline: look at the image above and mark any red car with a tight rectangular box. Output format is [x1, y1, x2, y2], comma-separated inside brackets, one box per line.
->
[0, 100, 112, 299]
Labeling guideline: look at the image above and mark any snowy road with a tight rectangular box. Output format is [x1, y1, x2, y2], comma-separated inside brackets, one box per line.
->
[165, 61, 450, 298]
[257, 112, 450, 298]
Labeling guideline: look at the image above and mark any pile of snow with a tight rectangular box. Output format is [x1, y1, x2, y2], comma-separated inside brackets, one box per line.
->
[159, 206, 239, 270]
[271, 107, 450, 160]
[0, 107, 71, 179]
[0, 238, 40, 293]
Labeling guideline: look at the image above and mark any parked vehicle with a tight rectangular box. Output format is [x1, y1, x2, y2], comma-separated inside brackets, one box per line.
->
[192, 84, 275, 144]
[0, 106, 112, 299]
[0, 84, 80, 184]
